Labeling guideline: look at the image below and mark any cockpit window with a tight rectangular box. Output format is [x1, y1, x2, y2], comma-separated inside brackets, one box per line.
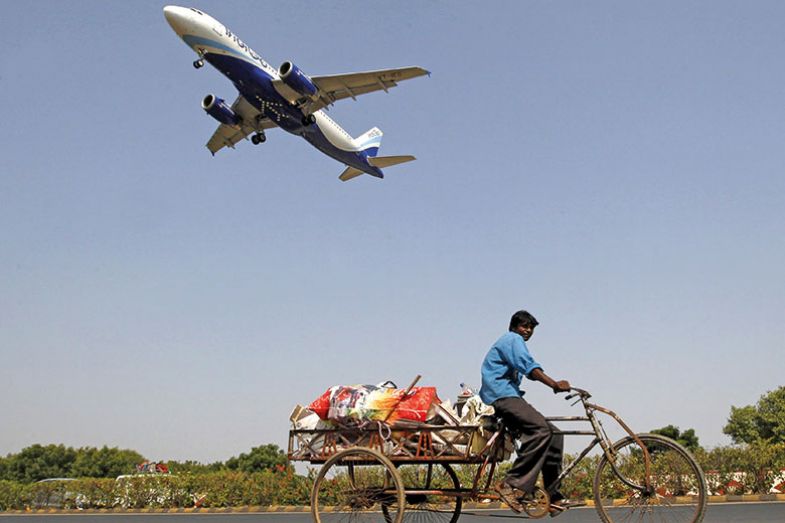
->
[190, 8, 203, 15]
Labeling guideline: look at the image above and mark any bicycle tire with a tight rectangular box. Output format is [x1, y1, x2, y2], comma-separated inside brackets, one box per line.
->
[593, 433, 707, 523]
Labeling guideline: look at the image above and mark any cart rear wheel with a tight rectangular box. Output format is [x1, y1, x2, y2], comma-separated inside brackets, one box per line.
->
[311, 447, 405, 523]
[383, 463, 462, 523]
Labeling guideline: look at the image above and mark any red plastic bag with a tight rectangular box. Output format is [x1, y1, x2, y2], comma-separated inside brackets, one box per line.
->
[309, 388, 334, 419]
[390, 386, 438, 422]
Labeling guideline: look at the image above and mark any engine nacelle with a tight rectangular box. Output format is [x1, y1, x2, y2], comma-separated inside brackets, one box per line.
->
[201, 94, 240, 126]
[279, 61, 318, 98]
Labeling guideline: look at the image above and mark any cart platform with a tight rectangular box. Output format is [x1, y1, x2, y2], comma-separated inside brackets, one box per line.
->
[288, 420, 510, 465]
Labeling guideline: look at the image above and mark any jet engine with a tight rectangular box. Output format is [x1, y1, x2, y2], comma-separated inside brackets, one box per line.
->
[201, 94, 240, 126]
[278, 61, 318, 97]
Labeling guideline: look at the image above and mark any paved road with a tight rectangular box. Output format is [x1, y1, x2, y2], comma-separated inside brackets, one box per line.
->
[2, 503, 785, 522]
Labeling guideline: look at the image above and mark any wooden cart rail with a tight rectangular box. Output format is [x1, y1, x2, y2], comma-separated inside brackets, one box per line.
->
[288, 422, 509, 464]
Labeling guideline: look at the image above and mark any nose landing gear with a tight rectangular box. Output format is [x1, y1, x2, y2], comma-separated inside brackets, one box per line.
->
[193, 49, 206, 69]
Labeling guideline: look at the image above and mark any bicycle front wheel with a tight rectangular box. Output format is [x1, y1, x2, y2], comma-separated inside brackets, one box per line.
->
[593, 433, 707, 523]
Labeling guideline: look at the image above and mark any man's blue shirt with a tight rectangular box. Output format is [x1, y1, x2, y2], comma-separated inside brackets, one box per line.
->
[479, 331, 543, 405]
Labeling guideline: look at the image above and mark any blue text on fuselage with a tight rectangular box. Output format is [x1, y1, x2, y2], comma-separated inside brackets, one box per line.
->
[222, 27, 271, 71]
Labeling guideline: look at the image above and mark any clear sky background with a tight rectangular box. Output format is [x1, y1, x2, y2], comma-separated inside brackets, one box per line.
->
[1, 1, 784, 464]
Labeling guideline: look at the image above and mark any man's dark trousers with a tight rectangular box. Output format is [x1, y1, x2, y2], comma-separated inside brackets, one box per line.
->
[493, 396, 563, 499]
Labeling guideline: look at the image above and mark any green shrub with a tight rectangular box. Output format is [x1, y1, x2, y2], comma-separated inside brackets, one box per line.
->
[0, 481, 24, 510]
[698, 443, 785, 494]
[560, 454, 599, 500]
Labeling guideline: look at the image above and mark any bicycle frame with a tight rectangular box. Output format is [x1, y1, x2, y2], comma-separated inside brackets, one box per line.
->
[472, 389, 653, 499]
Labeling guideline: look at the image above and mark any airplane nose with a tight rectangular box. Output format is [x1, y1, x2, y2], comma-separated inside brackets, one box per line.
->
[163, 5, 190, 35]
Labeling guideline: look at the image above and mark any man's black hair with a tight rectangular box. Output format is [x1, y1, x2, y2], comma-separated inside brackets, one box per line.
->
[509, 310, 539, 331]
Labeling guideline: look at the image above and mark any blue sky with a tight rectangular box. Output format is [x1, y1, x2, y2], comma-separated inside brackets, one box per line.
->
[1, 1, 784, 463]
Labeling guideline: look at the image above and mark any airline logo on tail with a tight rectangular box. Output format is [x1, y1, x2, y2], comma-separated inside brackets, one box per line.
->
[354, 128, 383, 157]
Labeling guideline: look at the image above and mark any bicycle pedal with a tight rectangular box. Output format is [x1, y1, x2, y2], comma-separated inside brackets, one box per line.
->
[550, 499, 586, 511]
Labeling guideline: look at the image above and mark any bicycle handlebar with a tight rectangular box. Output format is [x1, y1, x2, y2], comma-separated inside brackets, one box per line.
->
[564, 387, 592, 401]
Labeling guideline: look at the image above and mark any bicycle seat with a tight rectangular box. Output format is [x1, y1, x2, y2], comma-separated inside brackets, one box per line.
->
[479, 415, 502, 431]
[491, 417, 525, 439]
[485, 416, 523, 438]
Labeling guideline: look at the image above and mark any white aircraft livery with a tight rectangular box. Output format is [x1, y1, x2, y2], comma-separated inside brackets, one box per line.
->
[163, 6, 429, 181]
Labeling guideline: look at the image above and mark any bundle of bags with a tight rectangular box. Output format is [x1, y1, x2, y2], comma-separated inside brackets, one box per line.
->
[289, 382, 511, 460]
[291, 382, 496, 428]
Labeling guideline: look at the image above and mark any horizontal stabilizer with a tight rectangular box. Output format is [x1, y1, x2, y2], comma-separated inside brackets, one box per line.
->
[339, 165, 365, 182]
[367, 155, 416, 168]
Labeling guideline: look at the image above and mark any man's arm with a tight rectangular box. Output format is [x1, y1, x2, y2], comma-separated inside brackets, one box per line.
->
[529, 368, 571, 393]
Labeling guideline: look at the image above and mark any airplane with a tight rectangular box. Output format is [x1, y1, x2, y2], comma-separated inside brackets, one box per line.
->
[163, 6, 429, 181]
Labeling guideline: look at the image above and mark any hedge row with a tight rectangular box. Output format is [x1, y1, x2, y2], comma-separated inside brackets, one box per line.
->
[0, 470, 310, 511]
[557, 443, 785, 499]
[1, 443, 783, 510]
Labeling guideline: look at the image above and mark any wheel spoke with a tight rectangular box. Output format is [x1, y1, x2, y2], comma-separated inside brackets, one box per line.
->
[385, 464, 462, 523]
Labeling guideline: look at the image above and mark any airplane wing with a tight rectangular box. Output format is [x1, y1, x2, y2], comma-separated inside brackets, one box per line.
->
[206, 95, 277, 155]
[272, 66, 429, 114]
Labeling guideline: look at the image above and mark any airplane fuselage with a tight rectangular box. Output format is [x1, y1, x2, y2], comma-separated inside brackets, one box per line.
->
[164, 6, 384, 177]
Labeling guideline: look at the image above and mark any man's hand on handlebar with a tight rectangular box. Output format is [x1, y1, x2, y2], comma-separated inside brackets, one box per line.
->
[552, 380, 571, 393]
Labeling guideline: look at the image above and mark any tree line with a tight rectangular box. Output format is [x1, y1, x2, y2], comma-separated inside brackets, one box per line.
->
[0, 444, 288, 484]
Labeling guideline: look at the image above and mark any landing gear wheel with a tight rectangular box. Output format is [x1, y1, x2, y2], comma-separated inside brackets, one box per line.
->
[523, 487, 550, 519]
[251, 132, 266, 145]
[302, 114, 316, 126]
[193, 59, 204, 69]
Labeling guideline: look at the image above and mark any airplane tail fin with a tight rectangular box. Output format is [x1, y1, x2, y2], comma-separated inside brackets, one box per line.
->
[353, 127, 383, 157]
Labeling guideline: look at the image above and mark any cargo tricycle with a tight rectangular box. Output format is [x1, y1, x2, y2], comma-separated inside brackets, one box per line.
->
[288, 387, 707, 523]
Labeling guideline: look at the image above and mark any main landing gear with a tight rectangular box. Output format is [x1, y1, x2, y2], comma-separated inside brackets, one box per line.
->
[301, 114, 316, 126]
[251, 132, 266, 145]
